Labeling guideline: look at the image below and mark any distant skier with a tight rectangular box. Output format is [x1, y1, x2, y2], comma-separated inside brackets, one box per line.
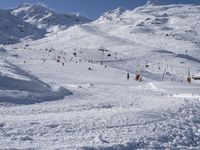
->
[127, 72, 130, 80]
[135, 74, 140, 81]
[88, 67, 92, 71]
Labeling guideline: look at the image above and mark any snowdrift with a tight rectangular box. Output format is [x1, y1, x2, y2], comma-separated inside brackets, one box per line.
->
[0, 60, 72, 104]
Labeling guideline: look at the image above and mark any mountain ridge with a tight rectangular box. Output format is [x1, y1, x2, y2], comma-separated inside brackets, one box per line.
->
[10, 3, 91, 32]
[0, 9, 46, 44]
[146, 0, 167, 5]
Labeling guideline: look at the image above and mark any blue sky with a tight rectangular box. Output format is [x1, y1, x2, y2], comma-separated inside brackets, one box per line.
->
[0, 0, 199, 19]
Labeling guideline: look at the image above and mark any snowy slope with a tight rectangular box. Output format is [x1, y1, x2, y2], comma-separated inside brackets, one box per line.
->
[1, 46, 200, 149]
[2, 38, 200, 149]
[20, 2, 200, 81]
[0, 2, 200, 149]
[11, 3, 91, 32]
[0, 9, 46, 44]
[0, 46, 71, 104]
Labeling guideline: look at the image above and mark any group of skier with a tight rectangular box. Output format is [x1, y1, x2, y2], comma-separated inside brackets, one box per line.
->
[127, 72, 142, 81]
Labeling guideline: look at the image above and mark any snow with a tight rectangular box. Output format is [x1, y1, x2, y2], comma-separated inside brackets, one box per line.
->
[193, 73, 200, 78]
[173, 93, 200, 100]
[0, 9, 45, 44]
[0, 3, 90, 44]
[0, 59, 72, 104]
[11, 3, 91, 32]
[0, 2, 200, 149]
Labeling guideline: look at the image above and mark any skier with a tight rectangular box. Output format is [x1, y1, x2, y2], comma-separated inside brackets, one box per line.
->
[127, 72, 130, 80]
[88, 67, 92, 71]
[135, 74, 140, 81]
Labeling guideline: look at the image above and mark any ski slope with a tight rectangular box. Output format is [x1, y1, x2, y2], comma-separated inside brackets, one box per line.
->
[0, 1, 200, 149]
[1, 52, 200, 149]
[16, 3, 200, 81]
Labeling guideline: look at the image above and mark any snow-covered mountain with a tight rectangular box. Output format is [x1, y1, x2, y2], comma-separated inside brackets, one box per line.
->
[97, 7, 126, 22]
[0, 9, 45, 44]
[0, 3, 91, 44]
[146, 0, 167, 5]
[11, 3, 91, 32]
[22, 2, 200, 81]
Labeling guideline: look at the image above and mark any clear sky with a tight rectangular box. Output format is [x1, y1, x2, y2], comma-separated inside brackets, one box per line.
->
[0, 0, 200, 19]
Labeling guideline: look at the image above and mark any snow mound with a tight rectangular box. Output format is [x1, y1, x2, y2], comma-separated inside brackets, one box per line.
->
[0, 60, 72, 104]
[136, 82, 166, 93]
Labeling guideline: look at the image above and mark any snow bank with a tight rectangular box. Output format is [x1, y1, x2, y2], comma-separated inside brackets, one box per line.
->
[136, 82, 167, 94]
[0, 60, 72, 104]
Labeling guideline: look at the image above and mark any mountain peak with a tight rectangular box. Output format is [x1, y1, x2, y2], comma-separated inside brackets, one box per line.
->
[31, 3, 48, 9]
[115, 7, 126, 12]
[102, 7, 126, 18]
[97, 7, 127, 22]
[17, 3, 31, 8]
[16, 3, 49, 11]
[11, 3, 91, 32]
[146, 0, 166, 5]
[108, 7, 126, 15]
[17, 3, 47, 7]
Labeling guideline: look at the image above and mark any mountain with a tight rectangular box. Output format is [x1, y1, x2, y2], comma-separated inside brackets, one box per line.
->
[146, 0, 167, 5]
[10, 3, 91, 32]
[24, 3, 200, 81]
[1, 2, 200, 149]
[0, 9, 45, 45]
[97, 7, 126, 22]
